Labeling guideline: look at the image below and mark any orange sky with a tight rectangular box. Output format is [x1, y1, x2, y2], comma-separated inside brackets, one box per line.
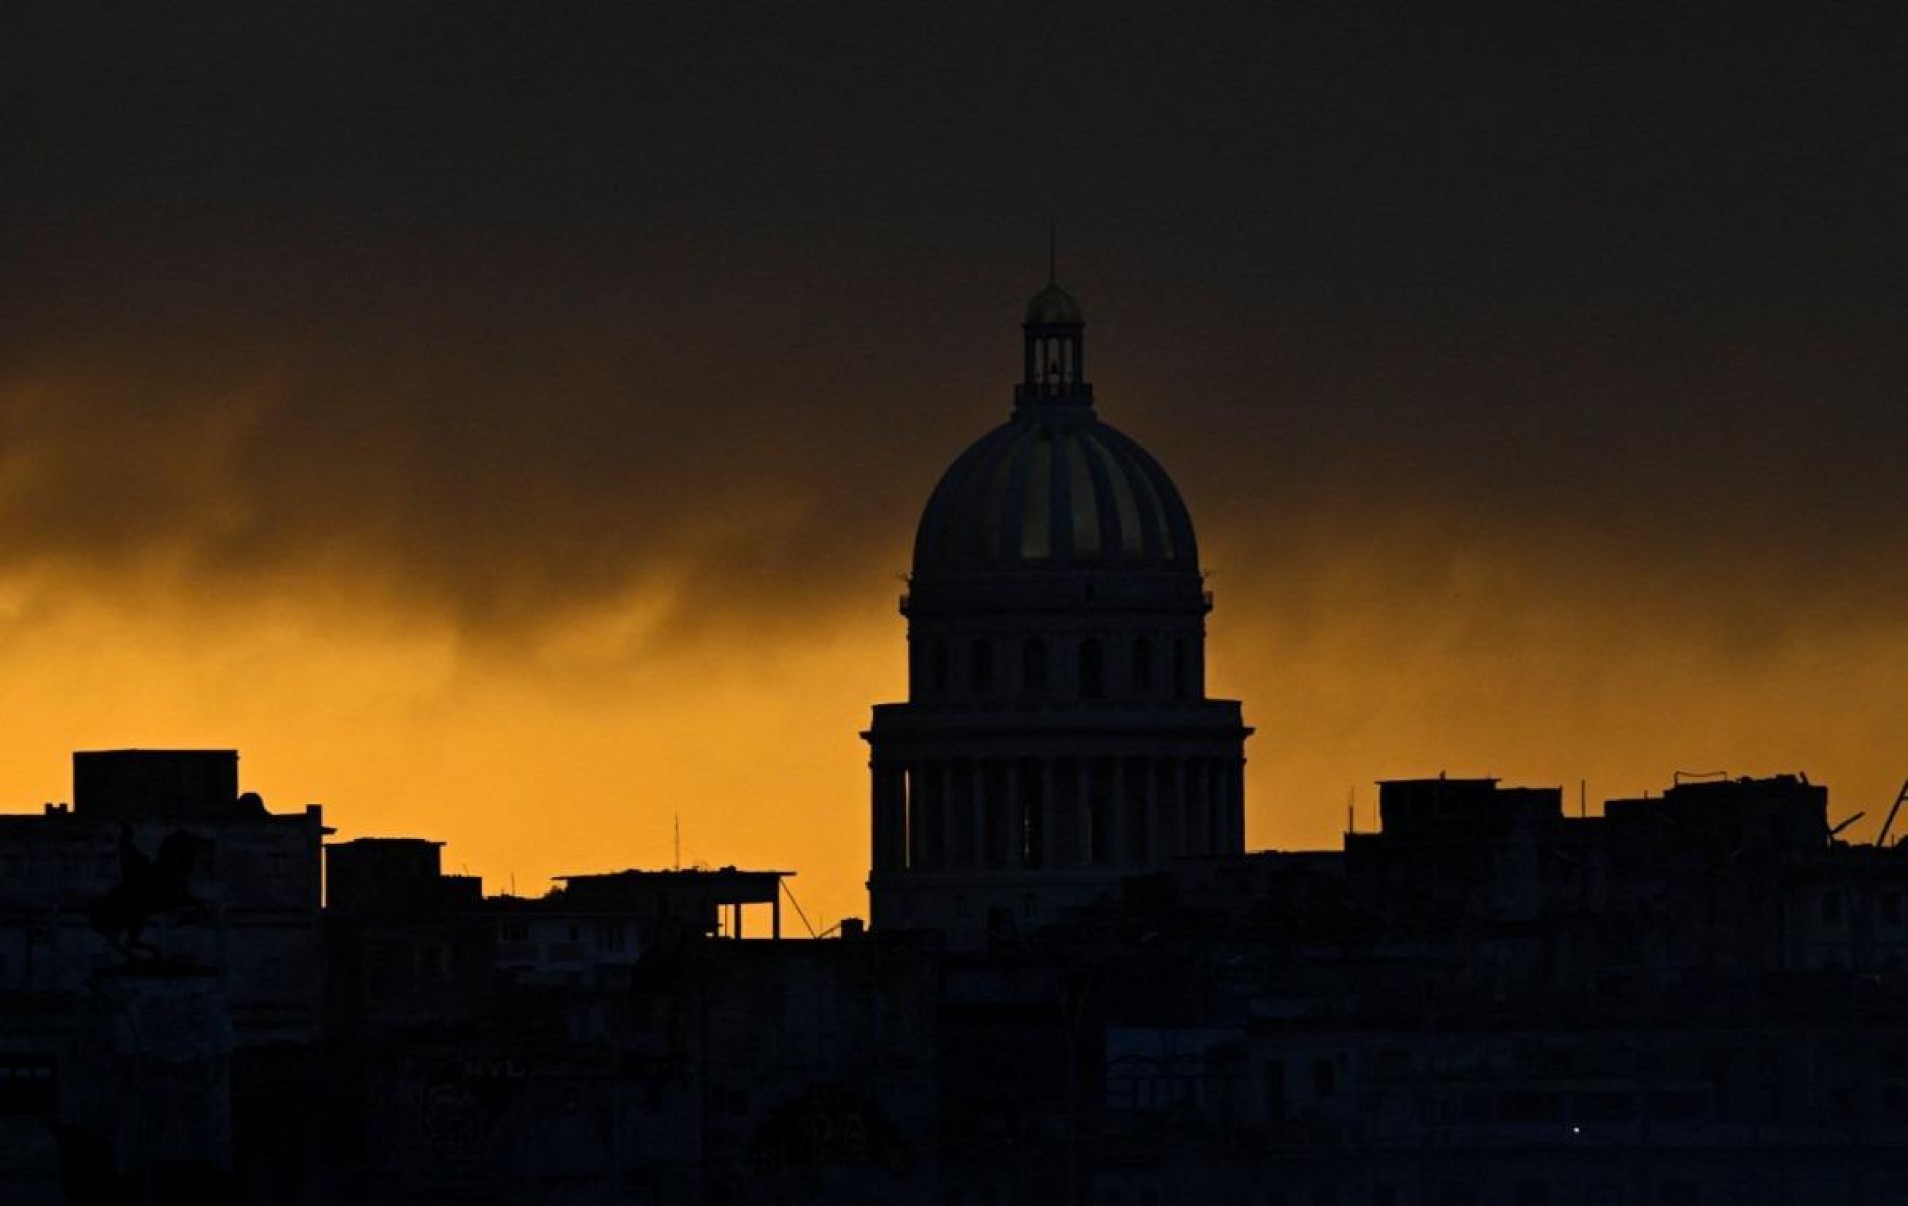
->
[3, 448, 1905, 933]
[4, 4, 1902, 931]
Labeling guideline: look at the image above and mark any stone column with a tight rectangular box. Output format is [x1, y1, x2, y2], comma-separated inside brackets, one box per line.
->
[1143, 757, 1160, 867]
[870, 764, 889, 873]
[1189, 759, 1208, 854]
[906, 764, 924, 871]
[1239, 760, 1249, 851]
[1007, 759, 1022, 870]
[940, 761, 957, 870]
[1039, 757, 1060, 868]
[1076, 756, 1092, 867]
[1207, 758, 1223, 855]
[970, 759, 987, 869]
[1174, 758, 1191, 856]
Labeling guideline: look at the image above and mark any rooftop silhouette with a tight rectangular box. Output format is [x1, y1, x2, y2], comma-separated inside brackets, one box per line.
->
[0, 289, 1900, 1204]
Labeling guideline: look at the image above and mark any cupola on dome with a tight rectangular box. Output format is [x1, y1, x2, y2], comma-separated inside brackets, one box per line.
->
[911, 279, 1198, 577]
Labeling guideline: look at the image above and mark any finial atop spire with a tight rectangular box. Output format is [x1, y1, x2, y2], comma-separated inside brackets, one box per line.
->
[1048, 221, 1057, 284]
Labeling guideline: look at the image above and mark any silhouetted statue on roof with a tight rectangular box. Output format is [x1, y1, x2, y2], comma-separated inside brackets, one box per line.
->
[87, 822, 206, 962]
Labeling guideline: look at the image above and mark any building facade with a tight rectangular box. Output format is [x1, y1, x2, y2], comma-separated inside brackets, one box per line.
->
[0, 749, 326, 1202]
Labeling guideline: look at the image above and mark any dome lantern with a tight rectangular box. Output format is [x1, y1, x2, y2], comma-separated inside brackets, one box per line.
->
[1018, 281, 1087, 405]
[1018, 238, 1089, 405]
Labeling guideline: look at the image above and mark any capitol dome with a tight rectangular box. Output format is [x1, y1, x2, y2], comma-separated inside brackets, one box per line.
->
[911, 276, 1199, 579]
[865, 276, 1249, 941]
[912, 409, 1198, 576]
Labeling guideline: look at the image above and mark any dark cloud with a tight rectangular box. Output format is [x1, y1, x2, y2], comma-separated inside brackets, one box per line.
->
[2, 3, 1902, 648]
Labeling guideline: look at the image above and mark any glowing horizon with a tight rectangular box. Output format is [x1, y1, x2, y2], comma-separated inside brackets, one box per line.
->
[3, 476, 1904, 933]
[5, 3, 1899, 933]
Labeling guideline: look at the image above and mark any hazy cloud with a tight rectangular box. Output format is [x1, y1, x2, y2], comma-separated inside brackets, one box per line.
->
[3, 1, 1902, 653]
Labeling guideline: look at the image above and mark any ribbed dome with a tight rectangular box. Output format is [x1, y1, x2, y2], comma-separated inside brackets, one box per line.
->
[913, 409, 1197, 576]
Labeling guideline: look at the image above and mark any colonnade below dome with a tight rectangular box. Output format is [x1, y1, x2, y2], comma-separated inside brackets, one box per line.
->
[870, 752, 1244, 877]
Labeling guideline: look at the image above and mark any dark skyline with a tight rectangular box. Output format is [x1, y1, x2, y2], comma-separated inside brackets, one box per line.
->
[3, 4, 1904, 926]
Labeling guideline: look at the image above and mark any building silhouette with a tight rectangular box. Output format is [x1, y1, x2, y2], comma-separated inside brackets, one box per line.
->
[3, 286, 1908, 1203]
[866, 277, 1251, 937]
[0, 750, 326, 1202]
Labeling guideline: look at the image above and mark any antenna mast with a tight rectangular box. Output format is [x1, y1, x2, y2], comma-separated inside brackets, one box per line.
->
[1877, 779, 1908, 846]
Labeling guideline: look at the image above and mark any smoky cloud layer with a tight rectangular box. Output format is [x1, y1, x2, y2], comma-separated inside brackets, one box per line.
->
[3, 2, 1903, 655]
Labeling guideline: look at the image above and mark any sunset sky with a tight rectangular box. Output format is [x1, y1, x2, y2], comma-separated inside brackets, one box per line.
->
[4, 4, 1903, 928]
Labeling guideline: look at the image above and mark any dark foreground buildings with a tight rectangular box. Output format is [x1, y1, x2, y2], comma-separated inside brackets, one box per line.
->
[5, 287, 1908, 1204]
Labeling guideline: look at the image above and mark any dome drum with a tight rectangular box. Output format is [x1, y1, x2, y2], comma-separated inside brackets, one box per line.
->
[868, 701, 1248, 740]
[899, 571, 1211, 622]
[903, 622, 1212, 709]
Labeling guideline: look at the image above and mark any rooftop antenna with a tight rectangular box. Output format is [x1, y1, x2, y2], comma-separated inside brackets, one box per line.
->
[781, 879, 820, 939]
[1829, 811, 1866, 839]
[674, 814, 681, 871]
[1876, 778, 1908, 846]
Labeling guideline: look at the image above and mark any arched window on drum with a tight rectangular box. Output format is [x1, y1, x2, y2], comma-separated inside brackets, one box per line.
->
[1079, 638, 1104, 700]
[1131, 635, 1154, 695]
